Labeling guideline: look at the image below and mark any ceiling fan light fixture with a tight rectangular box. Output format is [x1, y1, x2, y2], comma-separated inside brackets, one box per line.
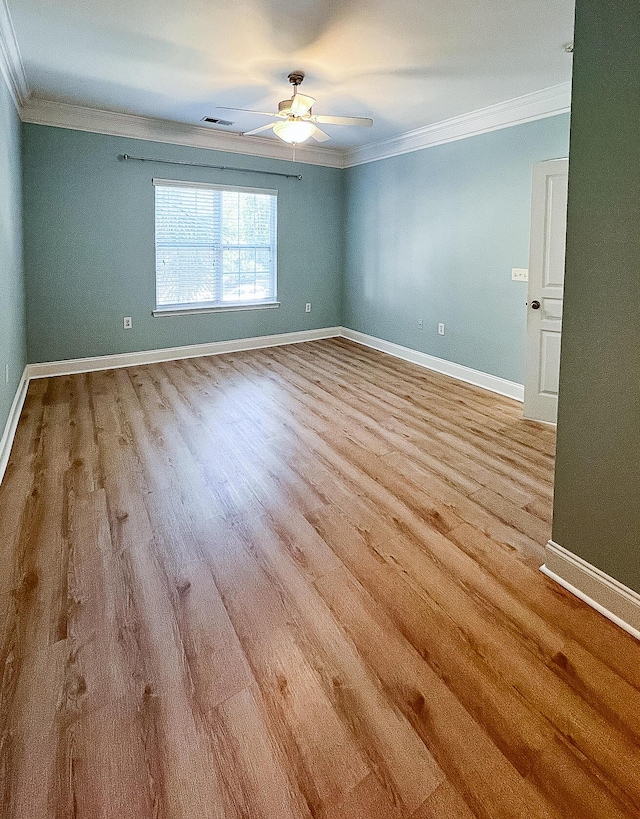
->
[273, 120, 316, 144]
[220, 71, 373, 148]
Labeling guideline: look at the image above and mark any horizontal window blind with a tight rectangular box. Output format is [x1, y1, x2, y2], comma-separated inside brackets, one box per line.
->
[154, 181, 277, 310]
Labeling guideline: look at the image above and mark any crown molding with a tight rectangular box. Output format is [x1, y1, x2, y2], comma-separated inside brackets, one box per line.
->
[19, 98, 346, 168]
[343, 82, 572, 168]
[0, 0, 28, 109]
[20, 81, 572, 170]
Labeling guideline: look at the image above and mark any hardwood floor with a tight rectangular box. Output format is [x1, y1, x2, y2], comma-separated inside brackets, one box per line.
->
[1, 337, 639, 818]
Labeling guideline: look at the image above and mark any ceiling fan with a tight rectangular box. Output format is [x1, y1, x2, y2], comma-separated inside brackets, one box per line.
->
[217, 71, 373, 145]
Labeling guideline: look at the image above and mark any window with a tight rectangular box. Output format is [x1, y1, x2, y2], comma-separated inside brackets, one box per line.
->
[153, 179, 278, 314]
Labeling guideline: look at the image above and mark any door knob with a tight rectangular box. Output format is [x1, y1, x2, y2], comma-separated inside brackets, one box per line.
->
[530, 300, 541, 310]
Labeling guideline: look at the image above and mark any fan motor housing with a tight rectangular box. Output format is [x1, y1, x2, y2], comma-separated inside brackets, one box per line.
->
[278, 99, 294, 115]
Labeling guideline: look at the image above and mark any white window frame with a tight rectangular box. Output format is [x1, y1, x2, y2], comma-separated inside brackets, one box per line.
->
[152, 178, 279, 317]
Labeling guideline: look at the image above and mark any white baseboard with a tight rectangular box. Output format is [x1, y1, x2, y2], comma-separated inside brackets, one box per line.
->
[541, 541, 640, 641]
[22, 323, 525, 397]
[1, 327, 341, 487]
[0, 367, 29, 486]
[340, 327, 524, 402]
[9, 332, 640, 645]
[3, 324, 522, 487]
[25, 327, 343, 379]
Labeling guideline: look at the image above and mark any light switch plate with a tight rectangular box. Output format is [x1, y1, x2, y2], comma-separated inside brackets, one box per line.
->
[512, 268, 529, 282]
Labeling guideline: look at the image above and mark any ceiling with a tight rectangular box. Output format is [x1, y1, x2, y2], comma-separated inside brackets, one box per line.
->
[8, 0, 575, 149]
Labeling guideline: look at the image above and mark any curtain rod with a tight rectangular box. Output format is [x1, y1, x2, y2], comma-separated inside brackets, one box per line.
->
[120, 154, 302, 180]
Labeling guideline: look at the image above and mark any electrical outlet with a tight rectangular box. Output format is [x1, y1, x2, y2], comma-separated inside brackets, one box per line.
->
[512, 268, 529, 282]
[418, 318, 423, 329]
[305, 303, 312, 313]
[438, 323, 445, 336]
[123, 316, 133, 329]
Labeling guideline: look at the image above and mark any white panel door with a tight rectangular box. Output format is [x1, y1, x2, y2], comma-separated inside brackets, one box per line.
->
[524, 159, 569, 424]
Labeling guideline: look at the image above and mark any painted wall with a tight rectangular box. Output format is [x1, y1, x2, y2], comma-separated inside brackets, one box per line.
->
[343, 114, 570, 384]
[22, 125, 344, 363]
[0, 80, 26, 434]
[552, 0, 640, 593]
[21, 116, 574, 387]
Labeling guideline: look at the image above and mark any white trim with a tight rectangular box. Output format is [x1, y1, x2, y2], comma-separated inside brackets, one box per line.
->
[153, 302, 280, 317]
[152, 178, 278, 195]
[2, 324, 527, 487]
[0, 367, 29, 485]
[0, 328, 341, 487]
[341, 327, 524, 401]
[19, 98, 345, 169]
[541, 541, 640, 642]
[22, 325, 524, 397]
[0, 0, 28, 110]
[19, 83, 571, 169]
[25, 327, 342, 379]
[343, 83, 572, 168]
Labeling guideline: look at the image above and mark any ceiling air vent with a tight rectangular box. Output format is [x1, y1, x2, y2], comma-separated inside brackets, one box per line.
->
[202, 117, 234, 126]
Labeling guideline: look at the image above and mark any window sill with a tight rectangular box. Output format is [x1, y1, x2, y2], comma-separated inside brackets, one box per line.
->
[152, 301, 281, 318]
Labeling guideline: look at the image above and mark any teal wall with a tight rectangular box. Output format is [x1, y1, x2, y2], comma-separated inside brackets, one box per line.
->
[0, 80, 25, 433]
[343, 115, 570, 384]
[22, 125, 344, 363]
[552, 0, 640, 593]
[21, 116, 573, 386]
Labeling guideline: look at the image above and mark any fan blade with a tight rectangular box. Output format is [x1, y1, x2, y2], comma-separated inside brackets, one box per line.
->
[216, 106, 284, 118]
[290, 93, 315, 116]
[242, 123, 276, 136]
[313, 114, 374, 127]
[311, 126, 331, 143]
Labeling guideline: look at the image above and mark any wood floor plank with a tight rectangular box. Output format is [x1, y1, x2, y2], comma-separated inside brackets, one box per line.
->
[307, 504, 639, 819]
[411, 781, 476, 819]
[9, 641, 67, 819]
[448, 523, 640, 697]
[225, 357, 546, 564]
[55, 703, 158, 819]
[322, 772, 403, 819]
[0, 381, 48, 638]
[89, 369, 230, 818]
[313, 563, 558, 819]
[286, 342, 554, 479]
[1, 379, 73, 815]
[373, 531, 640, 810]
[1, 338, 640, 818]
[233, 513, 445, 814]
[201, 521, 372, 815]
[208, 684, 311, 819]
[64, 488, 137, 715]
